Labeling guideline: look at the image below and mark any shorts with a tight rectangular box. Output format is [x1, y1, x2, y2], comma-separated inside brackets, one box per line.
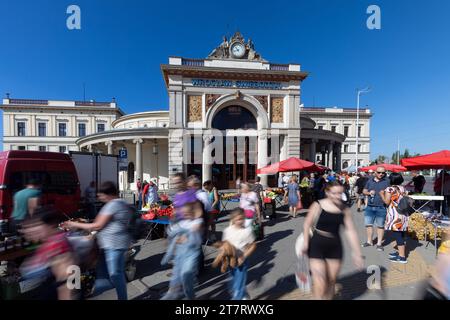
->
[391, 231, 406, 246]
[308, 232, 343, 260]
[364, 206, 387, 228]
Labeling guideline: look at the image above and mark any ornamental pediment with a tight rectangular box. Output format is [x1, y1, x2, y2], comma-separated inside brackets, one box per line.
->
[207, 31, 266, 62]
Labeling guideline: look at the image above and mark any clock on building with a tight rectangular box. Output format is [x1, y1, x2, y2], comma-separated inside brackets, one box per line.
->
[230, 42, 246, 59]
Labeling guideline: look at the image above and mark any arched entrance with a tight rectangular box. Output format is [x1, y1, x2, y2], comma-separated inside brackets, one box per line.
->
[212, 106, 258, 189]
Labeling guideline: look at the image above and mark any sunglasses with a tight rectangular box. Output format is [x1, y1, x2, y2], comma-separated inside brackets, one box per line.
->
[376, 171, 386, 175]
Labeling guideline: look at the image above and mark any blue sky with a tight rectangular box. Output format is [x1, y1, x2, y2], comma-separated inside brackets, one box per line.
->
[1, 0, 449, 159]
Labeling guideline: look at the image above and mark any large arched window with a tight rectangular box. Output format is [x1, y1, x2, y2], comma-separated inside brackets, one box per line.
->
[212, 106, 257, 130]
[127, 162, 135, 183]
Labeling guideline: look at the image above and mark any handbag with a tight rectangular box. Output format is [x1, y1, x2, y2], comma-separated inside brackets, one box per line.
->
[296, 198, 303, 210]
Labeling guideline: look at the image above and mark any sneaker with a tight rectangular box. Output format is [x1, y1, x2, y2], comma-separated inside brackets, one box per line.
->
[376, 245, 384, 252]
[361, 242, 372, 248]
[389, 251, 399, 258]
[389, 256, 407, 264]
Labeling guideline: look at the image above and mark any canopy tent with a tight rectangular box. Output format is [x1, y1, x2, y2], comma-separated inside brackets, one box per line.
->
[359, 163, 407, 173]
[401, 150, 450, 215]
[256, 157, 324, 175]
[401, 150, 450, 170]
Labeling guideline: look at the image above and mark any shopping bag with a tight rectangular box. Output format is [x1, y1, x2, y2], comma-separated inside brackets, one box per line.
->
[253, 221, 264, 241]
[296, 199, 303, 210]
[294, 233, 312, 293]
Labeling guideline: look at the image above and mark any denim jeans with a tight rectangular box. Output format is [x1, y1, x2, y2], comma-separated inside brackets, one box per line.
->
[230, 261, 248, 300]
[137, 192, 142, 210]
[93, 249, 128, 300]
[162, 243, 200, 300]
[364, 206, 387, 228]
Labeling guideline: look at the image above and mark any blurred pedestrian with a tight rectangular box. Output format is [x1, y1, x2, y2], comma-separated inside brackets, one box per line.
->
[64, 181, 132, 300]
[362, 166, 390, 251]
[20, 208, 76, 300]
[172, 173, 198, 222]
[380, 173, 409, 264]
[284, 176, 301, 218]
[136, 178, 142, 210]
[236, 176, 242, 191]
[10, 178, 41, 234]
[222, 208, 257, 300]
[161, 198, 204, 300]
[142, 179, 159, 208]
[203, 180, 220, 242]
[405, 170, 426, 194]
[253, 176, 265, 217]
[85, 181, 97, 219]
[239, 182, 261, 228]
[302, 181, 364, 299]
[355, 173, 369, 212]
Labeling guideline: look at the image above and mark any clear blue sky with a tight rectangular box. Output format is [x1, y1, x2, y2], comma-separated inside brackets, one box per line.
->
[1, 0, 449, 159]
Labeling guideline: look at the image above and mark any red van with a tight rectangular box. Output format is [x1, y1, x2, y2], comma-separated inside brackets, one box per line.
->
[0, 151, 81, 229]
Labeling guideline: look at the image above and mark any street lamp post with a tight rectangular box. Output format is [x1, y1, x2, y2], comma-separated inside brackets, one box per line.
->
[152, 139, 159, 187]
[355, 87, 371, 168]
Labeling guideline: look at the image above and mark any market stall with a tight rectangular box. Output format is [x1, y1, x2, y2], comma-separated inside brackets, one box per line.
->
[219, 192, 240, 214]
[139, 195, 174, 244]
[401, 150, 450, 256]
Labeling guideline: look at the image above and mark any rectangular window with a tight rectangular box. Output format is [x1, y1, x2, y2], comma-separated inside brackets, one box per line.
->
[38, 123, 46, 137]
[17, 122, 26, 136]
[78, 123, 86, 137]
[344, 126, 349, 137]
[97, 123, 105, 133]
[358, 144, 362, 153]
[318, 125, 323, 130]
[358, 126, 362, 137]
[58, 123, 67, 137]
[358, 160, 362, 167]
[344, 145, 349, 153]
[39, 146, 46, 152]
[59, 146, 67, 153]
[331, 125, 336, 133]
[18, 146, 26, 150]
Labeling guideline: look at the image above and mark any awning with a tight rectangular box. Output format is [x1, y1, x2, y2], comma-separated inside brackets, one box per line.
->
[401, 150, 450, 170]
[257, 157, 324, 175]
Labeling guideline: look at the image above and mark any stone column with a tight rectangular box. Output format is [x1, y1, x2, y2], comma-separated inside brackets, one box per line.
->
[309, 139, 317, 163]
[328, 142, 334, 170]
[257, 131, 269, 187]
[335, 143, 342, 172]
[105, 141, 113, 155]
[202, 135, 212, 183]
[134, 139, 143, 183]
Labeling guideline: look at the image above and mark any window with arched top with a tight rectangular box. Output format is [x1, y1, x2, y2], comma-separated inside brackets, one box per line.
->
[127, 162, 135, 183]
[212, 106, 257, 130]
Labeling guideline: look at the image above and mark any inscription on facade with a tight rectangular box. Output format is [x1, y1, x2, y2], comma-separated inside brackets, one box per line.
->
[192, 79, 282, 90]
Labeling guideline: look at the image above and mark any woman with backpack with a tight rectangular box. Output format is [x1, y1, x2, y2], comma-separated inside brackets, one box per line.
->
[379, 173, 409, 264]
[64, 181, 132, 300]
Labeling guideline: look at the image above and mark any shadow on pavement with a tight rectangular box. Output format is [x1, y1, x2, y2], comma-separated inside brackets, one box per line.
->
[336, 267, 388, 300]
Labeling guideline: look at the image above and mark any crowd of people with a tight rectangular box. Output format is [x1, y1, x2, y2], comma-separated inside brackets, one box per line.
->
[4, 167, 450, 301]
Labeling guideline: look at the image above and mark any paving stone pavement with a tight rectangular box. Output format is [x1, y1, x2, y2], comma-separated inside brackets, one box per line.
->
[92, 200, 439, 300]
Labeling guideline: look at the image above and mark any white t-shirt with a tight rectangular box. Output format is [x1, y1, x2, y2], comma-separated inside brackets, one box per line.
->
[196, 190, 212, 212]
[283, 175, 290, 184]
[240, 192, 259, 212]
[222, 224, 255, 254]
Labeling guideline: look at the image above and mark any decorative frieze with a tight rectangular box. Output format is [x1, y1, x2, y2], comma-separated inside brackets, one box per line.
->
[187, 95, 202, 122]
[254, 95, 268, 112]
[271, 97, 284, 123]
[205, 94, 221, 112]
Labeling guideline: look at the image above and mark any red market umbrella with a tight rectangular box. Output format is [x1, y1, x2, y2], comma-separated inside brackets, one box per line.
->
[359, 163, 407, 173]
[401, 150, 450, 215]
[257, 157, 323, 175]
[401, 150, 450, 170]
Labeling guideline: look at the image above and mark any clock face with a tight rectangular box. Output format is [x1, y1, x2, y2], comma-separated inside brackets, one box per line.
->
[230, 42, 245, 58]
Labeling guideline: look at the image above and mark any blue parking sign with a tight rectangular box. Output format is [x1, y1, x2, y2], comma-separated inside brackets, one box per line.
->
[119, 148, 127, 159]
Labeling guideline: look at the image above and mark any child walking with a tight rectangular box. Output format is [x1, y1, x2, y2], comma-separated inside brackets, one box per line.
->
[222, 208, 257, 300]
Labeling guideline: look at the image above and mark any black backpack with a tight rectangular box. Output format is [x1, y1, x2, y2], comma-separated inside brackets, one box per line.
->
[397, 195, 415, 216]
